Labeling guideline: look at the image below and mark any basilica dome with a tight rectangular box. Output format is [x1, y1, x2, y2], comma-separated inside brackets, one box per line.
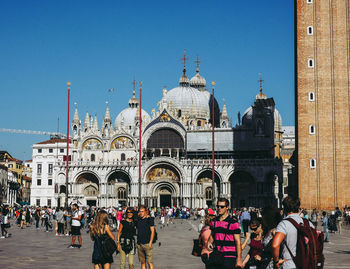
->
[242, 101, 282, 131]
[115, 107, 151, 127]
[162, 68, 210, 119]
[166, 86, 210, 118]
[115, 91, 151, 128]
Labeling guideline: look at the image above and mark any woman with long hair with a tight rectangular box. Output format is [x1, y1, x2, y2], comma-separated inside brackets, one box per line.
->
[260, 205, 283, 269]
[90, 210, 115, 269]
[117, 207, 137, 269]
[200, 209, 215, 269]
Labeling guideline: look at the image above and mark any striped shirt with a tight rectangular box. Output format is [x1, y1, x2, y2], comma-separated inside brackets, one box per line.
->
[210, 215, 241, 258]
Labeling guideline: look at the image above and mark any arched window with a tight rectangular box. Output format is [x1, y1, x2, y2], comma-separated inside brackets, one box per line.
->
[308, 58, 314, 68]
[118, 187, 126, 199]
[309, 92, 315, 101]
[91, 154, 95, 162]
[205, 187, 213, 200]
[310, 158, 316, 168]
[309, 125, 315, 134]
[307, 26, 313, 35]
[147, 128, 184, 149]
[121, 153, 126, 161]
[197, 120, 201, 127]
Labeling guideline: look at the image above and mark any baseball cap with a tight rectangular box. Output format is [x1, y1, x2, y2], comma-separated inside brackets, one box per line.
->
[207, 208, 215, 216]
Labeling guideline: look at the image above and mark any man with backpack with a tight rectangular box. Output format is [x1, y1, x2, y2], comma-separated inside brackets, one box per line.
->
[272, 196, 324, 269]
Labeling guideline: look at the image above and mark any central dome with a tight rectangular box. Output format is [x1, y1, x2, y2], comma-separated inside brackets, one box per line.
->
[115, 107, 150, 127]
[166, 86, 210, 118]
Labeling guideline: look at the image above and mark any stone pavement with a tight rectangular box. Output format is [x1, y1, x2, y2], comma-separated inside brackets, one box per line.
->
[0, 218, 349, 269]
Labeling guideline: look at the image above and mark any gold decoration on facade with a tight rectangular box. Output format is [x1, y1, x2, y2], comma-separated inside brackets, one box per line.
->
[146, 167, 179, 181]
[82, 138, 103, 150]
[111, 136, 135, 149]
[160, 112, 171, 122]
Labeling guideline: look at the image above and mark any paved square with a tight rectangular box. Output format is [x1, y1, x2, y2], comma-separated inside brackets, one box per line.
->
[0, 218, 349, 268]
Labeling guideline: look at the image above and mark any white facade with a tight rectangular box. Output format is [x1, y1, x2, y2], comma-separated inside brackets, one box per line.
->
[31, 67, 285, 209]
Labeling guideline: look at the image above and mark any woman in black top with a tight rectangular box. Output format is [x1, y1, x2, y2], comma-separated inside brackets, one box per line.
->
[117, 208, 137, 269]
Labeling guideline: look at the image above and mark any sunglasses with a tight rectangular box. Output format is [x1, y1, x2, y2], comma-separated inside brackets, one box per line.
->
[250, 226, 258, 231]
[217, 205, 226, 209]
[127, 212, 133, 214]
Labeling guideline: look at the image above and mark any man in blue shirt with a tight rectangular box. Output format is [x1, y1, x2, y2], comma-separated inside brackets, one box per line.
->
[240, 208, 250, 237]
[322, 211, 329, 242]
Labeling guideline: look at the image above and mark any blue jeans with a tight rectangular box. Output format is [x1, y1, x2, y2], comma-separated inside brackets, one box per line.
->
[323, 226, 329, 242]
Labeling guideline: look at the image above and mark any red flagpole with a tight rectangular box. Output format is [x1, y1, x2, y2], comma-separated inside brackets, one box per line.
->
[212, 81, 215, 205]
[65, 81, 71, 207]
[138, 81, 142, 206]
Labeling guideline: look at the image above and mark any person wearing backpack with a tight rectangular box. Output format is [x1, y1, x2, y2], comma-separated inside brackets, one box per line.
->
[136, 205, 155, 269]
[272, 196, 324, 269]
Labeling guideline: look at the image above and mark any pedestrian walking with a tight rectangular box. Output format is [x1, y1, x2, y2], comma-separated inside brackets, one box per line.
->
[207, 198, 243, 269]
[199, 209, 215, 269]
[272, 196, 317, 269]
[70, 204, 82, 248]
[56, 207, 65, 236]
[34, 207, 41, 229]
[136, 205, 155, 269]
[322, 211, 330, 242]
[90, 210, 115, 269]
[42, 206, 52, 232]
[240, 207, 251, 237]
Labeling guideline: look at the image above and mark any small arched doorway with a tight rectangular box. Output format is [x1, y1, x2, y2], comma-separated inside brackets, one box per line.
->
[76, 172, 100, 207]
[107, 170, 131, 206]
[196, 170, 221, 207]
[229, 171, 255, 208]
[153, 183, 176, 208]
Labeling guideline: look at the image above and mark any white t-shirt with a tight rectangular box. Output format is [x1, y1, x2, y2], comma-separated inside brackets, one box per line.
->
[276, 213, 314, 269]
[72, 210, 82, 227]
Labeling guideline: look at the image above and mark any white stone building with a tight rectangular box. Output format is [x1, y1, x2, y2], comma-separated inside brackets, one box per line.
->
[31, 65, 285, 209]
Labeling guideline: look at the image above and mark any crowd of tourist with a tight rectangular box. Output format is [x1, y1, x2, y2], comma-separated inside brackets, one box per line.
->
[0, 201, 349, 268]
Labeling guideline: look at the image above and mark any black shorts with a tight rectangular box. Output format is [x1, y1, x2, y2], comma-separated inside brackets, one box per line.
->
[71, 226, 81, 236]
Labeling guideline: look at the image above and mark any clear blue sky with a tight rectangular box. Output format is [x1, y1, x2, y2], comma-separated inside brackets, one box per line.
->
[0, 0, 294, 161]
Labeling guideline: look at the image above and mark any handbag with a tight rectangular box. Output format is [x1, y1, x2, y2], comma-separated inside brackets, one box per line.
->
[192, 227, 206, 257]
[209, 220, 230, 266]
[101, 234, 117, 258]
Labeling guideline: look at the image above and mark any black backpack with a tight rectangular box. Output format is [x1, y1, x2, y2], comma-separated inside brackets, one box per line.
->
[147, 217, 157, 243]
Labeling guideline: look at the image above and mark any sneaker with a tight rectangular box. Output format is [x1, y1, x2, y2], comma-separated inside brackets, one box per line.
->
[0, 236, 5, 239]
[68, 245, 75, 248]
[76, 245, 81, 249]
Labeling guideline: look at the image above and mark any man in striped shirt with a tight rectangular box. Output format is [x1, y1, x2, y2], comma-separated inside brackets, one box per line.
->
[208, 198, 243, 268]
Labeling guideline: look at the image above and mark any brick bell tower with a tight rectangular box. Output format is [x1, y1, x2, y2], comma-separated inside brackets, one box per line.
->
[296, 0, 350, 209]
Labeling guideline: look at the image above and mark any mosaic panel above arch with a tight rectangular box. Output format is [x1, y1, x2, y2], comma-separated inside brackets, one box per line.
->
[82, 138, 103, 150]
[111, 136, 135, 150]
[146, 166, 180, 182]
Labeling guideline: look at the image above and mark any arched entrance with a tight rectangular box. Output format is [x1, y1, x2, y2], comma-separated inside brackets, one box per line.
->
[153, 182, 176, 208]
[196, 170, 221, 207]
[146, 163, 180, 207]
[76, 172, 99, 207]
[229, 171, 255, 208]
[107, 171, 131, 206]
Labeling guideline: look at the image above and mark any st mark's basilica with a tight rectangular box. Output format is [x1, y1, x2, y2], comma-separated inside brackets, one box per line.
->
[31, 60, 285, 209]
